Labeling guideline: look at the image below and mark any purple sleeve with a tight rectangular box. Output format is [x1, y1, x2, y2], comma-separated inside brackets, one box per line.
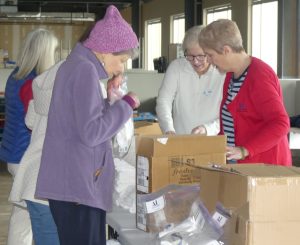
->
[72, 64, 132, 146]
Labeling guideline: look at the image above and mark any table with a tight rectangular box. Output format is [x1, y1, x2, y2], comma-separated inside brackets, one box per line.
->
[106, 207, 223, 245]
[106, 206, 156, 245]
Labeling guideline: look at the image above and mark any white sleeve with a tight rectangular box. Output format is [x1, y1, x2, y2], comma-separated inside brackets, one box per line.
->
[203, 118, 220, 136]
[156, 61, 179, 133]
[25, 100, 36, 130]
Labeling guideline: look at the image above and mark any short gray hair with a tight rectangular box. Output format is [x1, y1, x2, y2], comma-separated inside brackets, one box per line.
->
[182, 25, 204, 52]
[199, 19, 244, 54]
[15, 28, 58, 80]
[113, 47, 140, 60]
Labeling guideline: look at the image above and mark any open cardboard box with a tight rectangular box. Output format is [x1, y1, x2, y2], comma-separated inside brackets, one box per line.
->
[193, 164, 300, 245]
[136, 134, 227, 194]
[135, 134, 227, 232]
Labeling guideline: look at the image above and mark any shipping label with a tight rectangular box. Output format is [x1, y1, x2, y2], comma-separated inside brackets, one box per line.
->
[137, 156, 149, 193]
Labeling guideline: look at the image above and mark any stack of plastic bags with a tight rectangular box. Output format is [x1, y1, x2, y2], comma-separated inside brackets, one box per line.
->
[113, 157, 136, 213]
[137, 184, 230, 245]
[107, 75, 137, 213]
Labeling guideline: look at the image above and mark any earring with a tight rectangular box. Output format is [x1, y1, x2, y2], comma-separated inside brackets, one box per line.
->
[102, 62, 105, 67]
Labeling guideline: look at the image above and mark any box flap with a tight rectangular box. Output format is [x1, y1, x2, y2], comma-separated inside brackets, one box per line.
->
[197, 163, 300, 177]
[134, 121, 162, 136]
[223, 204, 249, 245]
[225, 206, 300, 245]
[195, 165, 249, 213]
[137, 135, 226, 157]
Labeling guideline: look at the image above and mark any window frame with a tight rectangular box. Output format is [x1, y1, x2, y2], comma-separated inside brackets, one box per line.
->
[145, 18, 162, 70]
[251, 0, 278, 73]
[170, 13, 185, 44]
[204, 4, 232, 25]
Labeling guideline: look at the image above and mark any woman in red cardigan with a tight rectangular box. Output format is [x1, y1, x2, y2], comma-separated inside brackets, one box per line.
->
[199, 19, 291, 165]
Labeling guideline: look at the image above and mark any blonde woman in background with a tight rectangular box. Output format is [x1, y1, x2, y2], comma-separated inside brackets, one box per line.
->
[156, 25, 225, 135]
[0, 28, 58, 245]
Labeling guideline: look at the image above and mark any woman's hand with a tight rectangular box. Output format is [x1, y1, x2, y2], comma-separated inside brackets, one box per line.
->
[107, 75, 123, 102]
[165, 131, 176, 135]
[226, 146, 249, 160]
[123, 92, 140, 109]
[191, 125, 207, 135]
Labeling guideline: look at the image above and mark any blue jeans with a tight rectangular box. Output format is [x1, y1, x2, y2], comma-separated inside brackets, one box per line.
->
[26, 201, 60, 245]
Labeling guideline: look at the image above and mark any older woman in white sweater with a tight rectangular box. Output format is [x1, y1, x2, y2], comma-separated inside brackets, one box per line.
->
[156, 25, 225, 135]
[9, 61, 64, 245]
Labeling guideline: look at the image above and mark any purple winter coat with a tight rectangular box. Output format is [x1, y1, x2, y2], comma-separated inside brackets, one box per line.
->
[35, 43, 132, 211]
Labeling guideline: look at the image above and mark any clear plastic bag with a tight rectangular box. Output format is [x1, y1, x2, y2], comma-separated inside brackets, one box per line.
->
[109, 76, 126, 105]
[157, 199, 225, 245]
[111, 76, 134, 159]
[137, 184, 230, 245]
[137, 184, 201, 233]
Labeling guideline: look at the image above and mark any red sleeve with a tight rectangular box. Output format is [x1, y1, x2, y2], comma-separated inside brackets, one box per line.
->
[19, 79, 33, 113]
[241, 60, 289, 157]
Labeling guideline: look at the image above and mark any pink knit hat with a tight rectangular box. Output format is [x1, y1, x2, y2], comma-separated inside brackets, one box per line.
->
[83, 5, 139, 53]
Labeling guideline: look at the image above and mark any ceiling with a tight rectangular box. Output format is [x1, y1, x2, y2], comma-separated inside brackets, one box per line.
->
[9, 0, 136, 19]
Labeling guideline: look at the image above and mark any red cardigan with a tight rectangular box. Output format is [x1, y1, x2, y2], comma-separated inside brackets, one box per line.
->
[220, 57, 292, 165]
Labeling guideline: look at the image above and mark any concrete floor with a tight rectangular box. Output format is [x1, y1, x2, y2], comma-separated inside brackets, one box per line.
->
[0, 168, 12, 245]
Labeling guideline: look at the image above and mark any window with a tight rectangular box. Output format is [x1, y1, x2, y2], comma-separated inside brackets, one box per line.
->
[145, 19, 161, 70]
[252, 0, 278, 73]
[125, 59, 132, 70]
[206, 5, 232, 24]
[171, 13, 185, 44]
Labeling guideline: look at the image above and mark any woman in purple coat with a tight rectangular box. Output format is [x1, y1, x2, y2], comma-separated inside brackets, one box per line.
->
[35, 5, 140, 245]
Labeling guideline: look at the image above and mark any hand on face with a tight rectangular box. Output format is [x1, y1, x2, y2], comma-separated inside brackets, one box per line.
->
[107, 74, 123, 102]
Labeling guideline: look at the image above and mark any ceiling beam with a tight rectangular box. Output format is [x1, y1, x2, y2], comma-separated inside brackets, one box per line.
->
[17, 0, 132, 4]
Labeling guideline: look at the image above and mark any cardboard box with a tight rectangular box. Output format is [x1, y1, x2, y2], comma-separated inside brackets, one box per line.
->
[194, 164, 300, 245]
[136, 134, 226, 194]
[134, 121, 162, 136]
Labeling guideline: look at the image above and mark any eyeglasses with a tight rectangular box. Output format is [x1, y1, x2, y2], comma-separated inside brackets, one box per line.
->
[184, 53, 207, 62]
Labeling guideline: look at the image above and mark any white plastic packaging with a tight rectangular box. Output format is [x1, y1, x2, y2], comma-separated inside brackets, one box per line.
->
[111, 76, 135, 160]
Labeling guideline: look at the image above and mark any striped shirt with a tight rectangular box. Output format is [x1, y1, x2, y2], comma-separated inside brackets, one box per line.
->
[222, 70, 248, 146]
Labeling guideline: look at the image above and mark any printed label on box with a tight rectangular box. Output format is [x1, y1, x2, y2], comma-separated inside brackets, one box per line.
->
[137, 156, 149, 193]
[168, 155, 202, 184]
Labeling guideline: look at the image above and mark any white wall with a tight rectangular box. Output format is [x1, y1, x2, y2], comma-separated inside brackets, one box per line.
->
[1, 68, 299, 116]
[280, 79, 300, 116]
[0, 68, 13, 92]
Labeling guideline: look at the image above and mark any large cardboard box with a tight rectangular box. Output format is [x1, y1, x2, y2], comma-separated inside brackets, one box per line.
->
[194, 164, 300, 245]
[136, 134, 226, 194]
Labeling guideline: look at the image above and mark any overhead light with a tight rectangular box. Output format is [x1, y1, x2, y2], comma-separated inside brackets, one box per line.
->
[0, 11, 95, 22]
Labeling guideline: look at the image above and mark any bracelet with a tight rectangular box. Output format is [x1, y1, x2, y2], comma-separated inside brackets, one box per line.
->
[239, 147, 246, 160]
[122, 95, 135, 109]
